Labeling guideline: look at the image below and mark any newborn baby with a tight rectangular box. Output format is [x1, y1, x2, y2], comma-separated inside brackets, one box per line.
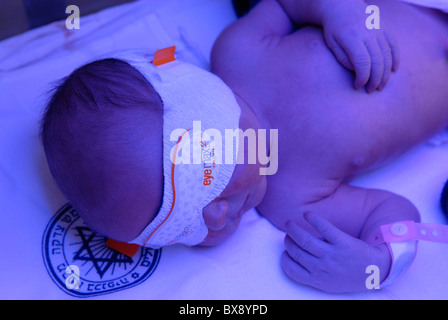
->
[41, 0, 448, 293]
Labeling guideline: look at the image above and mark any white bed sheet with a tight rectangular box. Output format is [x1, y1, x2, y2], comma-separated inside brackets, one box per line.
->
[1, 0, 448, 300]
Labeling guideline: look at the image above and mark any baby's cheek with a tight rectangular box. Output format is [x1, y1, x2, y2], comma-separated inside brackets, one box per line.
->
[242, 164, 263, 188]
[253, 175, 267, 206]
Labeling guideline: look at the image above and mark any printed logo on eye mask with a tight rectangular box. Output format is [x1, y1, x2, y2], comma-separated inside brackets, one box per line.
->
[170, 121, 279, 176]
[42, 203, 161, 298]
[201, 140, 215, 186]
[167, 227, 191, 245]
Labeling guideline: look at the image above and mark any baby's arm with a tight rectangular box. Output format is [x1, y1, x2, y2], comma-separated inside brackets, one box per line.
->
[281, 183, 420, 293]
[275, 0, 400, 92]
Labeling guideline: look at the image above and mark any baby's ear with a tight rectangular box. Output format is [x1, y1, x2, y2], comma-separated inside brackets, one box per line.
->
[202, 199, 229, 231]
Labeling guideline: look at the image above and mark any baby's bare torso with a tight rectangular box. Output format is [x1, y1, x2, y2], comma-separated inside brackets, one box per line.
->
[212, 0, 448, 230]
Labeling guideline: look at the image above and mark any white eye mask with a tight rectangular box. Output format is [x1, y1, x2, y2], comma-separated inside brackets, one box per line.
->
[101, 49, 241, 249]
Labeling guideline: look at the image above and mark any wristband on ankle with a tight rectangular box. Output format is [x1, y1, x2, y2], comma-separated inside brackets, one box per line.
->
[367, 220, 448, 287]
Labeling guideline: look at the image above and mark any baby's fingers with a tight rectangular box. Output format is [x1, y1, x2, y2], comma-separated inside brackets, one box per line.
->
[364, 40, 384, 93]
[284, 235, 319, 273]
[385, 32, 400, 72]
[337, 37, 371, 90]
[285, 220, 326, 257]
[377, 36, 393, 90]
[281, 251, 313, 286]
[304, 212, 349, 245]
[326, 36, 354, 71]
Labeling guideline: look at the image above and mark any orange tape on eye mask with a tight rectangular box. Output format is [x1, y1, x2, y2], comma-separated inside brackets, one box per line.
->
[106, 238, 140, 257]
[153, 46, 176, 66]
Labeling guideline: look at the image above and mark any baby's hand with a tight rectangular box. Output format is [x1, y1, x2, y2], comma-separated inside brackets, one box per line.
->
[281, 212, 391, 293]
[321, 1, 400, 93]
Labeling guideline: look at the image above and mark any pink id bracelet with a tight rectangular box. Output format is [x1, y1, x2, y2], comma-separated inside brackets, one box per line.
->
[367, 220, 448, 287]
[368, 220, 448, 246]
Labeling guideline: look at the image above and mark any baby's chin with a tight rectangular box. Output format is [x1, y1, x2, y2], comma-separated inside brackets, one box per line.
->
[197, 219, 241, 247]
[198, 177, 267, 247]
[197, 232, 226, 247]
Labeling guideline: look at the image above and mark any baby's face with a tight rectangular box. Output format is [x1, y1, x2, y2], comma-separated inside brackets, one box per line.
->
[107, 91, 267, 247]
[200, 159, 267, 246]
[199, 93, 268, 246]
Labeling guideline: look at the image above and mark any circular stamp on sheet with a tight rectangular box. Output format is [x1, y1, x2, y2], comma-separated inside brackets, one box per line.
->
[42, 203, 161, 298]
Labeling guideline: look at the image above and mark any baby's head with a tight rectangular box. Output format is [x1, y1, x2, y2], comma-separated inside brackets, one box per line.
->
[41, 54, 266, 249]
[41, 58, 165, 242]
